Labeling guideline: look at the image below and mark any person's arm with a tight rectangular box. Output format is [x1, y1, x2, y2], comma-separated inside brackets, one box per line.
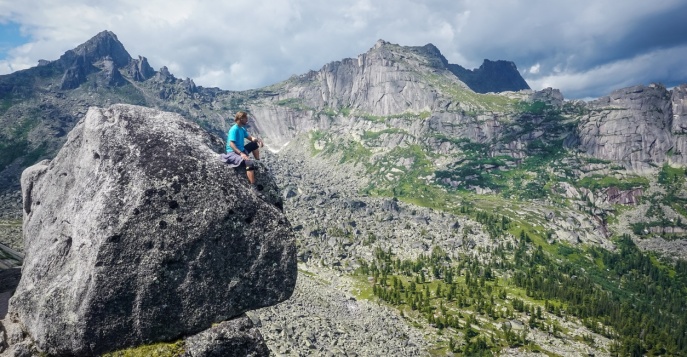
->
[229, 141, 250, 160]
[247, 135, 263, 147]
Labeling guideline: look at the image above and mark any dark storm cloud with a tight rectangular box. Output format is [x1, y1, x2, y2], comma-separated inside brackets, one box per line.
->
[572, 2, 687, 70]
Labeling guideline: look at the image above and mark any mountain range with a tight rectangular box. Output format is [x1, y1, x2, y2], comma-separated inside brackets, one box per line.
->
[1, 30, 687, 356]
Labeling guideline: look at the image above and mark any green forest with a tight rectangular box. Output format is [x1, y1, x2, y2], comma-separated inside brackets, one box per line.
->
[355, 220, 687, 356]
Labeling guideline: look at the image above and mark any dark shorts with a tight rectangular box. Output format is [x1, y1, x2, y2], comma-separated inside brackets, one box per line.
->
[244, 141, 259, 153]
[219, 141, 259, 169]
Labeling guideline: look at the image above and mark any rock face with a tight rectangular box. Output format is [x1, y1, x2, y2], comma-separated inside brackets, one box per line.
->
[577, 83, 677, 171]
[670, 84, 687, 165]
[248, 40, 536, 153]
[8, 104, 296, 356]
[448, 59, 531, 94]
[127, 55, 156, 82]
[267, 40, 528, 117]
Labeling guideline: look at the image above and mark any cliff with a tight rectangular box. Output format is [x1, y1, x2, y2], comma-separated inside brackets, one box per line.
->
[576, 83, 684, 171]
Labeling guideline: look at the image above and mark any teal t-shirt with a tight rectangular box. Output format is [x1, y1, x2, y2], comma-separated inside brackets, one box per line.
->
[227, 124, 248, 153]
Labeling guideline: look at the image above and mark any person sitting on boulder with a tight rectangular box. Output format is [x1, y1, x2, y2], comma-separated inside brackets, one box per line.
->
[220, 111, 263, 191]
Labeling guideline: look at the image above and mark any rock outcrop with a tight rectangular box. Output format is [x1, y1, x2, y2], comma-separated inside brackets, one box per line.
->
[3, 104, 296, 356]
[577, 83, 676, 171]
[127, 55, 156, 82]
[448, 59, 531, 94]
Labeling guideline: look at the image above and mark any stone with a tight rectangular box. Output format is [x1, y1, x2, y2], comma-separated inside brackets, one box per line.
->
[183, 314, 270, 357]
[8, 104, 297, 356]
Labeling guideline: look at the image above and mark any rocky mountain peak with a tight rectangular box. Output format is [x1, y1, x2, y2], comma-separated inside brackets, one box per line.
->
[54, 30, 133, 89]
[68, 30, 132, 68]
[448, 59, 530, 93]
[415, 43, 447, 63]
[362, 39, 528, 94]
[373, 39, 388, 49]
[366, 40, 448, 69]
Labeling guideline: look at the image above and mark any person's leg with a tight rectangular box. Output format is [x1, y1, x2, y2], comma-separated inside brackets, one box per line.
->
[245, 141, 260, 160]
[245, 153, 257, 184]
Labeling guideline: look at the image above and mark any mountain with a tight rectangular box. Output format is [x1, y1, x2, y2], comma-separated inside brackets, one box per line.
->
[0, 35, 530, 192]
[1, 31, 687, 356]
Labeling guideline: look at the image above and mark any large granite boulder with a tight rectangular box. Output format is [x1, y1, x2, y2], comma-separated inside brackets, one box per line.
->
[5, 104, 297, 356]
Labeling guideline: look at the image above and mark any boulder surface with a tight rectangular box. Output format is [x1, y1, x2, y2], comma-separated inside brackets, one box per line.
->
[8, 104, 296, 356]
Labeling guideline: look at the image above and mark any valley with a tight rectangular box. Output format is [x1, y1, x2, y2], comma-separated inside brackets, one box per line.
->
[1, 31, 687, 356]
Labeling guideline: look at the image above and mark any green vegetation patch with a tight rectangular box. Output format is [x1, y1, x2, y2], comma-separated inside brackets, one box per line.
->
[361, 128, 409, 141]
[0, 113, 44, 171]
[276, 97, 313, 111]
[656, 164, 687, 218]
[358, 111, 431, 123]
[309, 130, 329, 155]
[658, 163, 686, 191]
[0, 96, 14, 114]
[576, 174, 650, 191]
[102, 340, 185, 357]
[338, 140, 372, 164]
[515, 101, 560, 116]
[423, 73, 517, 114]
[365, 145, 439, 203]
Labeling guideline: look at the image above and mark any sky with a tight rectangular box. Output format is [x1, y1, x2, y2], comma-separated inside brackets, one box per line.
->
[1, 0, 686, 100]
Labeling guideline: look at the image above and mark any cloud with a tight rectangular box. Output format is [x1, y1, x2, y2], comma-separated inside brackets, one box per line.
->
[526, 44, 687, 99]
[0, 0, 686, 99]
[528, 63, 540, 75]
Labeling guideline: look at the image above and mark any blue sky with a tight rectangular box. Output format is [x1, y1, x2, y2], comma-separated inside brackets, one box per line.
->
[0, 22, 27, 61]
[1, 0, 686, 99]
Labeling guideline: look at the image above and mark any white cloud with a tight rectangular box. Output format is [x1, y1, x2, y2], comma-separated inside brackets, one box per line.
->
[529, 63, 540, 74]
[526, 44, 687, 99]
[0, 0, 685, 98]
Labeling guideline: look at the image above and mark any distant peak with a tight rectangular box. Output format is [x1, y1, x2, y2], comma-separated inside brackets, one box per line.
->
[74, 30, 120, 52]
[374, 39, 388, 49]
[479, 59, 517, 70]
[94, 30, 119, 41]
[422, 43, 440, 52]
[69, 30, 131, 68]
[418, 43, 444, 59]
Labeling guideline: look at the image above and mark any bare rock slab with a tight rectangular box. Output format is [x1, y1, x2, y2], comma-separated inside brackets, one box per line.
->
[9, 104, 297, 356]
